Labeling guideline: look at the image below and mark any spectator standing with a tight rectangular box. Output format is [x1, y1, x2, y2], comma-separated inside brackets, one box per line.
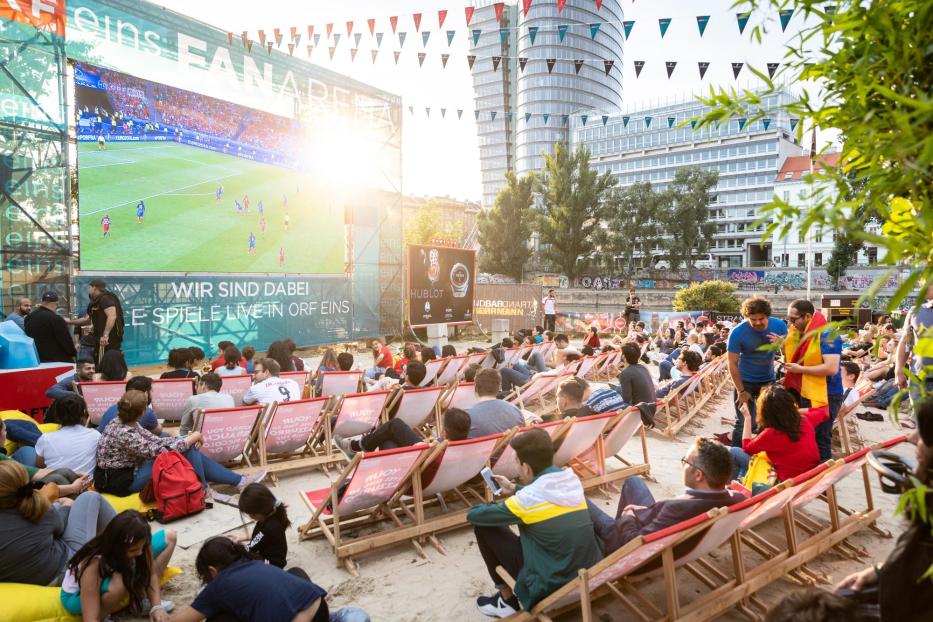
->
[896, 283, 933, 412]
[624, 289, 641, 326]
[97, 350, 128, 382]
[5, 297, 31, 330]
[726, 296, 788, 447]
[66, 280, 124, 365]
[542, 289, 557, 332]
[25, 292, 76, 363]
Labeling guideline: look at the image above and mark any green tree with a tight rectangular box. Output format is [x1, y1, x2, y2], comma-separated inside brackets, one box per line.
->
[672, 281, 740, 313]
[477, 171, 534, 280]
[657, 167, 718, 280]
[825, 232, 862, 290]
[534, 143, 616, 281]
[599, 182, 663, 275]
[404, 201, 463, 247]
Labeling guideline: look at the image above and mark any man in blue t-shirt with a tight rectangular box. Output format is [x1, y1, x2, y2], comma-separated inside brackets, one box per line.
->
[726, 296, 788, 447]
[98, 376, 162, 435]
[783, 299, 842, 461]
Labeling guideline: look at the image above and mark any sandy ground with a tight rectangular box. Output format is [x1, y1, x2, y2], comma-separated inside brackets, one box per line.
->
[125, 341, 914, 621]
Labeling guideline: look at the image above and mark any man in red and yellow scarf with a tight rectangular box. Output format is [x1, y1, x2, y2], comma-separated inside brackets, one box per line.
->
[783, 299, 844, 461]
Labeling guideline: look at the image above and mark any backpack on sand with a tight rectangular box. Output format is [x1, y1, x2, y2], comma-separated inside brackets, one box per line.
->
[151, 450, 205, 523]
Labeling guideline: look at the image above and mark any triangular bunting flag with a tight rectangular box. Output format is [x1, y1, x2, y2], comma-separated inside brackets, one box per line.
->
[313, 34, 320, 47]
[546, 58, 556, 73]
[417, 52, 426, 66]
[824, 4, 836, 21]
[394, 51, 401, 64]
[561, 115, 569, 126]
[328, 46, 335, 60]
[293, 33, 301, 47]
[574, 59, 584, 74]
[422, 31, 431, 46]
[399, 32, 407, 47]
[447, 30, 455, 46]
[667, 117, 675, 128]
[736, 12, 751, 34]
[590, 23, 601, 38]
[634, 60, 645, 77]
[354, 33, 362, 47]
[346, 21, 354, 36]
[779, 9, 794, 31]
[596, 0, 603, 10]
[603, 59, 614, 75]
[413, 13, 422, 32]
[665, 61, 676, 78]
[438, 9, 448, 28]
[376, 33, 384, 47]
[307, 25, 314, 39]
[543, 113, 550, 124]
[467, 54, 476, 69]
[425, 107, 430, 117]
[738, 118, 747, 130]
[474, 110, 480, 121]
[690, 119, 698, 129]
[558, 24, 569, 41]
[326, 23, 333, 38]
[494, 2, 505, 21]
[623, 20, 635, 38]
[441, 53, 449, 68]
[333, 33, 341, 47]
[492, 56, 502, 71]
[306, 45, 313, 58]
[696, 15, 709, 36]
[241, 31, 248, 47]
[266, 41, 273, 54]
[457, 109, 463, 120]
[557, 0, 567, 14]
[762, 118, 772, 130]
[245, 39, 253, 53]
[523, 0, 533, 17]
[519, 57, 528, 72]
[465, 6, 475, 26]
[371, 49, 378, 63]
[581, 114, 588, 126]
[525, 112, 532, 123]
[698, 62, 710, 79]
[500, 28, 510, 43]
[368, 18, 376, 36]
[622, 116, 629, 127]
[732, 62, 743, 78]
[506, 112, 513, 122]
[472, 29, 482, 45]
[644, 116, 652, 128]
[790, 118, 799, 131]
[767, 62, 780, 78]
[491, 111, 497, 121]
[227, 32, 233, 45]
[441, 108, 446, 118]
[258, 29, 266, 46]
[350, 48, 358, 61]
[601, 115, 609, 126]
[528, 26, 539, 44]
[290, 26, 297, 40]
[408, 105, 414, 115]
[288, 43, 295, 56]
[275, 32, 283, 48]
[658, 18, 671, 37]
[390, 16, 398, 33]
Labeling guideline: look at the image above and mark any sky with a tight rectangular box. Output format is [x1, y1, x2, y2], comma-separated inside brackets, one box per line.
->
[151, 0, 816, 202]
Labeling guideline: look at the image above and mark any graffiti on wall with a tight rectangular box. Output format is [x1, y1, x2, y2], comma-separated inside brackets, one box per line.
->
[727, 269, 901, 291]
[575, 276, 691, 290]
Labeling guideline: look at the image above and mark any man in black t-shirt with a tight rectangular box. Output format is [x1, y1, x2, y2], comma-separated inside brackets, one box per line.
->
[625, 288, 641, 325]
[66, 279, 124, 365]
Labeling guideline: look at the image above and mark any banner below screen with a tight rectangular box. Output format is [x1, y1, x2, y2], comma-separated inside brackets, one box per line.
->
[475, 284, 541, 332]
[408, 244, 476, 327]
[75, 274, 375, 367]
[556, 310, 706, 335]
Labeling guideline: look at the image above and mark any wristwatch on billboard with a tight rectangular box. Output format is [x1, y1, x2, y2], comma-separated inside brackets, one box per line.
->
[427, 248, 441, 285]
[450, 262, 470, 298]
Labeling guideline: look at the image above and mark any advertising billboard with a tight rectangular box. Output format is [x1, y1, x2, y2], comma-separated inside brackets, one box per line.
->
[475, 284, 541, 332]
[408, 245, 476, 327]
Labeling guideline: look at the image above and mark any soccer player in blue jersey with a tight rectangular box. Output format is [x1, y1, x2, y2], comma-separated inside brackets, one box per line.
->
[248, 232, 256, 255]
[215, 185, 223, 201]
[235, 200, 243, 215]
[136, 200, 145, 224]
[258, 200, 264, 217]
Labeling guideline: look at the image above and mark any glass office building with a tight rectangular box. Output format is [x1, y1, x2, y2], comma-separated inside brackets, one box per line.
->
[572, 90, 804, 267]
[471, 0, 624, 208]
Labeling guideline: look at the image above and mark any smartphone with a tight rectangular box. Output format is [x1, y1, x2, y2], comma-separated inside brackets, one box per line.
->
[480, 467, 501, 495]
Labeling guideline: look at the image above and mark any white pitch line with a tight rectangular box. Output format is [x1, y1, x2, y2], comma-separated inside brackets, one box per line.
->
[80, 144, 179, 155]
[81, 160, 137, 169]
[82, 171, 242, 216]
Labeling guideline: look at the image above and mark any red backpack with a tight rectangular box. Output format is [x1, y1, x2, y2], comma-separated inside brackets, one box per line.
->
[151, 450, 205, 523]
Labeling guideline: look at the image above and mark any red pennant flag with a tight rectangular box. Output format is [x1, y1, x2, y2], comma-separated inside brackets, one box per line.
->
[227, 32, 233, 45]
[465, 7, 475, 26]
[274, 27, 281, 41]
[307, 25, 314, 38]
[290, 26, 297, 41]
[241, 31, 248, 47]
[258, 30, 266, 46]
[438, 9, 447, 29]
[557, 0, 567, 14]
[326, 23, 333, 38]
[367, 18, 376, 35]
[390, 16, 398, 33]
[413, 13, 422, 32]
[346, 21, 353, 36]
[596, 0, 603, 10]
[494, 2, 505, 21]
[523, 0, 533, 17]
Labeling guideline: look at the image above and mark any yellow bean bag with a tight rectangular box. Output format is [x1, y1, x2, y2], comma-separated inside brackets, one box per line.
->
[0, 566, 182, 622]
[1, 410, 59, 455]
[99, 492, 157, 514]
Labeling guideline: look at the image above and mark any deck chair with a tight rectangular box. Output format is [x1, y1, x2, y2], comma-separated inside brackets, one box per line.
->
[492, 419, 572, 479]
[320, 390, 392, 455]
[298, 443, 435, 575]
[462, 352, 488, 374]
[479, 352, 498, 368]
[390, 385, 447, 432]
[505, 371, 570, 412]
[193, 405, 265, 467]
[419, 357, 448, 386]
[319, 371, 363, 397]
[150, 378, 196, 421]
[572, 408, 651, 488]
[551, 413, 616, 468]
[260, 397, 338, 473]
[498, 347, 521, 368]
[573, 355, 601, 380]
[435, 355, 468, 386]
[591, 351, 619, 380]
[216, 374, 252, 406]
[443, 382, 479, 412]
[655, 372, 708, 438]
[76, 380, 126, 425]
[834, 381, 876, 455]
[280, 370, 311, 397]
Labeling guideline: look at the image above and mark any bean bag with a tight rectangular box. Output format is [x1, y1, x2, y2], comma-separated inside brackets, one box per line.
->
[1, 411, 59, 455]
[0, 566, 182, 622]
[99, 492, 157, 514]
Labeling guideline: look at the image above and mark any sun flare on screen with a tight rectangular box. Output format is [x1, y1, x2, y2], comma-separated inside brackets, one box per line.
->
[305, 118, 385, 190]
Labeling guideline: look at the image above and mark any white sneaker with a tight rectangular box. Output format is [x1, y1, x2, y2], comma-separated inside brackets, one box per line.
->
[476, 594, 518, 618]
[333, 434, 357, 459]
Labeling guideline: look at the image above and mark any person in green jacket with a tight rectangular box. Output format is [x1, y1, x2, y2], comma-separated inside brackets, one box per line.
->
[467, 428, 603, 618]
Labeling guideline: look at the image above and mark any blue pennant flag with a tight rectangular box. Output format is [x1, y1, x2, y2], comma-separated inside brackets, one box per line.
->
[779, 9, 794, 31]
[474, 110, 480, 121]
[561, 115, 569, 125]
[422, 31, 430, 46]
[690, 119, 698, 129]
[667, 117, 675, 128]
[738, 118, 748, 130]
[644, 116, 652, 128]
[507, 112, 513, 122]
[500, 28, 509, 44]
[525, 112, 532, 123]
[375, 32, 384, 47]
[736, 12, 750, 34]
[472, 29, 481, 45]
[491, 111, 497, 121]
[696, 15, 709, 36]
[623, 20, 634, 39]
[581, 114, 588, 126]
[790, 118, 799, 131]
[762, 118, 772, 130]
[601, 115, 608, 126]
[622, 116, 630, 127]
[658, 18, 671, 37]
[446, 30, 455, 46]
[399, 32, 407, 47]
[558, 24, 569, 42]
[543, 113, 550, 124]
[589, 23, 601, 39]
[528, 25, 539, 44]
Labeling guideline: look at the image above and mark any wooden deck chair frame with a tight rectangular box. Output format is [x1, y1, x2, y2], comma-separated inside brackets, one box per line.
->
[314, 390, 392, 459]
[385, 385, 447, 434]
[435, 355, 469, 387]
[440, 382, 479, 413]
[420, 357, 449, 386]
[573, 355, 601, 380]
[506, 371, 570, 412]
[193, 405, 265, 469]
[258, 397, 343, 475]
[834, 381, 876, 456]
[576, 408, 651, 489]
[297, 443, 435, 575]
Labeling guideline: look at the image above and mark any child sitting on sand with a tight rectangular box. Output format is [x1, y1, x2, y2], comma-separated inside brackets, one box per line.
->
[234, 482, 289, 568]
